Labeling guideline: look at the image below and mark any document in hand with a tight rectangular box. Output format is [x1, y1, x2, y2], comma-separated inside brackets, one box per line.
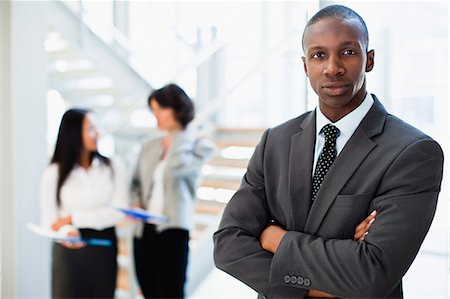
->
[114, 206, 168, 223]
[26, 223, 111, 247]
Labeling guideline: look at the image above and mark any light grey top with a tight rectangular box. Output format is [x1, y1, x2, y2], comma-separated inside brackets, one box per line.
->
[131, 130, 215, 233]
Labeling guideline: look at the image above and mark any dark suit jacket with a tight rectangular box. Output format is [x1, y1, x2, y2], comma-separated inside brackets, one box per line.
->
[213, 96, 444, 299]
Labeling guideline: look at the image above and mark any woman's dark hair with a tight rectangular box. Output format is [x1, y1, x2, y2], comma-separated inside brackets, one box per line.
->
[50, 108, 110, 206]
[148, 84, 195, 129]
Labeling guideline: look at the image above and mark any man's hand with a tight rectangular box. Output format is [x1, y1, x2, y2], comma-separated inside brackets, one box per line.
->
[307, 290, 336, 297]
[354, 210, 377, 241]
[261, 225, 336, 297]
[261, 211, 377, 297]
[307, 210, 377, 297]
[259, 225, 287, 253]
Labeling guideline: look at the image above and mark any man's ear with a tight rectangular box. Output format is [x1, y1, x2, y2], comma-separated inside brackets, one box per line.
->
[365, 50, 375, 72]
[302, 56, 309, 77]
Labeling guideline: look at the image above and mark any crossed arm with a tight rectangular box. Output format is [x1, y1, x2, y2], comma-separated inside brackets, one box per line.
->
[260, 211, 377, 297]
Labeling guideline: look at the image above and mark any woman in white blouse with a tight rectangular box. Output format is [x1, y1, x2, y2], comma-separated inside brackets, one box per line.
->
[131, 84, 215, 299]
[40, 109, 128, 298]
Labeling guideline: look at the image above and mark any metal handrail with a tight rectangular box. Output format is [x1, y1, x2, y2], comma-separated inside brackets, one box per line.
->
[144, 2, 195, 50]
[190, 29, 302, 129]
[106, 29, 301, 135]
[57, 0, 302, 137]
[171, 40, 227, 82]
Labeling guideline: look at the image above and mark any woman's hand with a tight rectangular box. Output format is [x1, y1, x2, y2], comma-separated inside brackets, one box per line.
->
[59, 230, 86, 249]
[52, 216, 85, 249]
[51, 215, 72, 231]
[354, 210, 377, 241]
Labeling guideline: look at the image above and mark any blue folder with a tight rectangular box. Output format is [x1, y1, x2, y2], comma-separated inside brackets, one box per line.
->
[116, 207, 168, 222]
[55, 237, 112, 247]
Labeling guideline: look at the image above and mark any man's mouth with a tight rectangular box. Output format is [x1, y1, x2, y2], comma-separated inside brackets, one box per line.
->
[322, 83, 349, 96]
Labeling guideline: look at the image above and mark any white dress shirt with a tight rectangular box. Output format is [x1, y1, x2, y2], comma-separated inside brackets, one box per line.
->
[313, 93, 374, 175]
[40, 157, 129, 233]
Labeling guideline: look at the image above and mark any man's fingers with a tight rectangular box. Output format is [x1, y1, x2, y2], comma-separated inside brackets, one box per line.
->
[354, 210, 377, 240]
[308, 289, 336, 297]
[354, 218, 375, 240]
[354, 227, 369, 240]
[355, 211, 376, 231]
[358, 231, 369, 241]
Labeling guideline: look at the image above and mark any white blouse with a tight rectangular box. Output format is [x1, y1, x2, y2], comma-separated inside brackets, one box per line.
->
[146, 159, 166, 217]
[39, 157, 129, 233]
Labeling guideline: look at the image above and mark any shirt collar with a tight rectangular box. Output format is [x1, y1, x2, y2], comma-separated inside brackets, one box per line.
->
[315, 93, 374, 139]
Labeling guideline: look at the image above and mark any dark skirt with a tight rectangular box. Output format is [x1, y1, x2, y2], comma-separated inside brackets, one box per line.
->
[133, 223, 190, 299]
[51, 227, 118, 299]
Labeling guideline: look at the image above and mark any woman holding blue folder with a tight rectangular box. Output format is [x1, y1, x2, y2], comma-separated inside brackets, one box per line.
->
[130, 84, 214, 298]
[40, 109, 128, 298]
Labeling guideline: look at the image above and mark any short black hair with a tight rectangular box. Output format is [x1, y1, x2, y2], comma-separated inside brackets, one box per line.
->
[302, 5, 369, 52]
[148, 83, 195, 129]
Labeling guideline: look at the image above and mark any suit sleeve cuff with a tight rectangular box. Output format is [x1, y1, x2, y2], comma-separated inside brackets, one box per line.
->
[269, 231, 312, 290]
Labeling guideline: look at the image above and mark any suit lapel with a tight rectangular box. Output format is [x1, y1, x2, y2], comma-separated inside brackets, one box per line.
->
[304, 97, 387, 234]
[288, 111, 316, 231]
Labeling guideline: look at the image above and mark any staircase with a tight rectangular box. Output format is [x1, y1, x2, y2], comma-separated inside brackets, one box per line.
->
[186, 127, 265, 296]
[44, 1, 153, 137]
[44, 2, 268, 298]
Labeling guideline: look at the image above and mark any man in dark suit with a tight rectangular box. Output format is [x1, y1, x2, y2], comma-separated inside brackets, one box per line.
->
[213, 4, 444, 299]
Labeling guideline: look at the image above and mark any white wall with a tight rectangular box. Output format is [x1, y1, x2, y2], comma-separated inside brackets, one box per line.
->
[0, 0, 15, 297]
[1, 1, 51, 297]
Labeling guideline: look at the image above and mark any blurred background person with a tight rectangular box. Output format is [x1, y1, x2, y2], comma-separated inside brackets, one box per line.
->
[39, 108, 129, 298]
[130, 84, 215, 299]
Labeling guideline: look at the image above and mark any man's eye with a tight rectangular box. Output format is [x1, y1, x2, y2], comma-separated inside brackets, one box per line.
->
[311, 52, 325, 59]
[342, 49, 357, 55]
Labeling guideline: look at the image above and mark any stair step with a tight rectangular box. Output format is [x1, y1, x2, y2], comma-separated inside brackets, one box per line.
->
[201, 178, 241, 190]
[214, 136, 261, 148]
[195, 199, 228, 215]
[208, 156, 249, 168]
[61, 86, 122, 99]
[213, 127, 265, 148]
[47, 48, 83, 60]
[49, 67, 102, 78]
[216, 127, 266, 135]
[52, 76, 115, 92]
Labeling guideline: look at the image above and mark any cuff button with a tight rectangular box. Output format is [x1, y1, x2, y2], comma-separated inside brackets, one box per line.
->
[304, 278, 311, 287]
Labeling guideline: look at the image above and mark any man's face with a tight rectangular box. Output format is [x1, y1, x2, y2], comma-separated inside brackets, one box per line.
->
[302, 17, 374, 120]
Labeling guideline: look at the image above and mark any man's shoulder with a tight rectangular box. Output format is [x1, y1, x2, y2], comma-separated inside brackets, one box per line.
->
[383, 113, 434, 143]
[370, 95, 435, 144]
[372, 112, 443, 161]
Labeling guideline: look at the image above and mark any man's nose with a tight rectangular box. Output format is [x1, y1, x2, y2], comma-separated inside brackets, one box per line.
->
[323, 56, 345, 77]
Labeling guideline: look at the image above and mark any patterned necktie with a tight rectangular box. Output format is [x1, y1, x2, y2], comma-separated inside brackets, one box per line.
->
[312, 124, 340, 200]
